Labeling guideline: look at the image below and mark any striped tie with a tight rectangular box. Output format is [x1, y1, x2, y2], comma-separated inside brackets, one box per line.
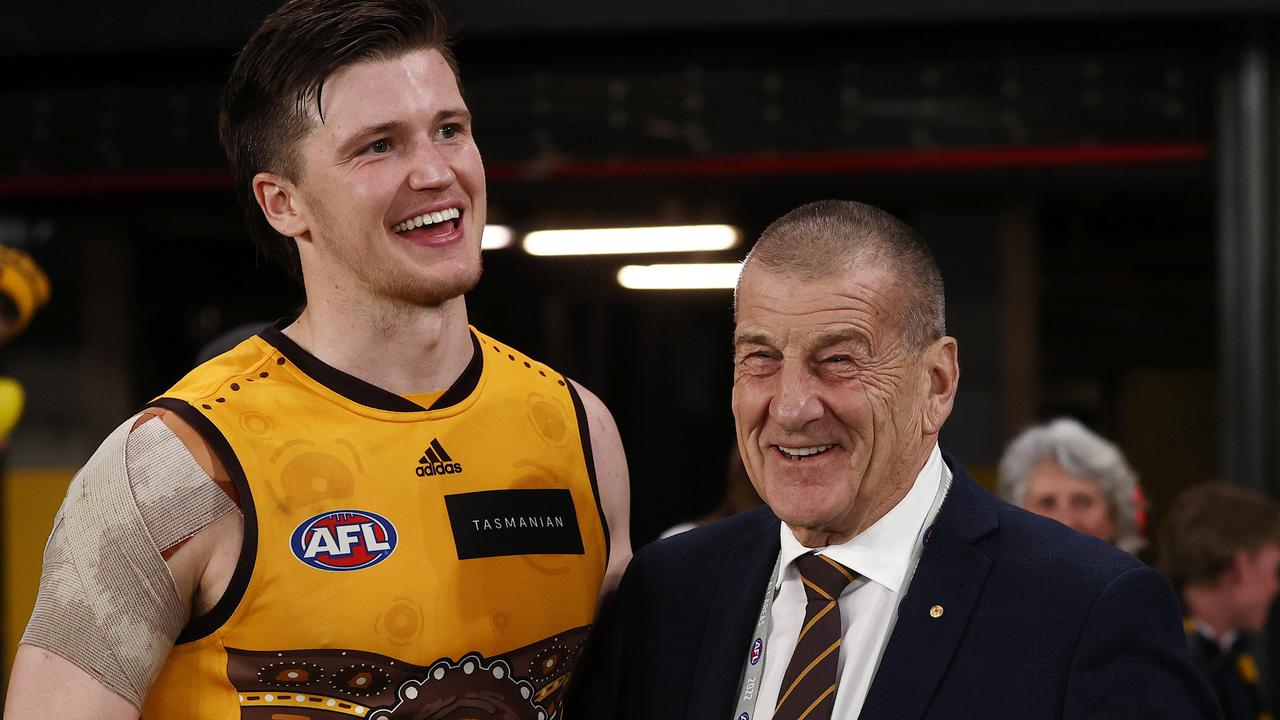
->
[773, 553, 856, 720]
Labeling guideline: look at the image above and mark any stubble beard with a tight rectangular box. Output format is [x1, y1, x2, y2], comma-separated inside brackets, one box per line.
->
[321, 226, 484, 310]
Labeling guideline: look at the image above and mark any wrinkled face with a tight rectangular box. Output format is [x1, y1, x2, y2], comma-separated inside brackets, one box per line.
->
[289, 48, 486, 307]
[732, 263, 938, 544]
[1021, 460, 1116, 543]
[1231, 542, 1280, 634]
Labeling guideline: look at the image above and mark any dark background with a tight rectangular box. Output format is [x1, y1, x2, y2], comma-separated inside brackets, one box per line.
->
[0, 0, 1277, 696]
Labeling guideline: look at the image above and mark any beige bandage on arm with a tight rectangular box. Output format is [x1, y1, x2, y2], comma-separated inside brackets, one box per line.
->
[20, 414, 239, 707]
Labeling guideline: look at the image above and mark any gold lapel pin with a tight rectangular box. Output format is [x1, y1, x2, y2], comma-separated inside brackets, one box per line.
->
[929, 604, 944, 619]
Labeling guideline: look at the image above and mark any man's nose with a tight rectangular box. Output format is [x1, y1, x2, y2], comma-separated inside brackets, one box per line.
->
[769, 363, 823, 430]
[408, 142, 456, 190]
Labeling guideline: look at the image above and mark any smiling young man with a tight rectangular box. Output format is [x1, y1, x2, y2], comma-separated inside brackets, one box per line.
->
[571, 200, 1216, 720]
[4, 2, 630, 718]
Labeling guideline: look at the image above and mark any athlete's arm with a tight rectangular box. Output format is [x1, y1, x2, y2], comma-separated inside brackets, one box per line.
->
[568, 381, 632, 599]
[5, 646, 139, 719]
[4, 412, 239, 718]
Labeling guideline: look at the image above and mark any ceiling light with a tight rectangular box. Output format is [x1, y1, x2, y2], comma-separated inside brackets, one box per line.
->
[616, 263, 742, 290]
[523, 224, 739, 256]
[482, 225, 514, 250]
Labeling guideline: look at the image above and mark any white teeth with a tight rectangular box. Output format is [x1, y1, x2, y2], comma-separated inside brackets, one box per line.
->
[778, 444, 835, 459]
[394, 207, 461, 233]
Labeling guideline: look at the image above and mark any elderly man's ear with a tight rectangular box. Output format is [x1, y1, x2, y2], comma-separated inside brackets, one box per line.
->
[922, 336, 959, 436]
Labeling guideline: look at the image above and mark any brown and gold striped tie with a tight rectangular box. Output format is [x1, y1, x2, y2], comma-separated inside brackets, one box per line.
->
[773, 553, 857, 720]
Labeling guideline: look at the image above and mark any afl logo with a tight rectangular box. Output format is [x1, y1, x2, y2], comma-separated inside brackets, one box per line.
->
[749, 637, 763, 665]
[290, 510, 398, 572]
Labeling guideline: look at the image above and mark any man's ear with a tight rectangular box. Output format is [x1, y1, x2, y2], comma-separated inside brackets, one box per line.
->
[1224, 549, 1252, 588]
[921, 336, 959, 436]
[252, 172, 309, 239]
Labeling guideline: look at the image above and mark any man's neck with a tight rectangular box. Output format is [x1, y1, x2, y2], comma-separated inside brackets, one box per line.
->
[1182, 585, 1243, 644]
[284, 292, 473, 396]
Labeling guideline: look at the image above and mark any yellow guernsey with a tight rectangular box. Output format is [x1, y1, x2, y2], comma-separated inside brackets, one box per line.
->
[143, 324, 608, 719]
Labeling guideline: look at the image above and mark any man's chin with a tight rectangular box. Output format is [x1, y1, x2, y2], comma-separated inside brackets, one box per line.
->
[776, 505, 852, 547]
[401, 266, 483, 307]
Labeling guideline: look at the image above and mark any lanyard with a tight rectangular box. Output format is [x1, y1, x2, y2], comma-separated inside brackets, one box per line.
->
[729, 461, 953, 720]
[731, 555, 782, 720]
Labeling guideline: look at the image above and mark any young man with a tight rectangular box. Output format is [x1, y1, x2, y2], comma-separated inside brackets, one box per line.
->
[572, 200, 1216, 719]
[4, 2, 630, 718]
[1158, 483, 1280, 720]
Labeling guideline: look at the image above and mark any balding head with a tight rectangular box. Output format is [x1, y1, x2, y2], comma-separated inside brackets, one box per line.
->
[736, 200, 945, 351]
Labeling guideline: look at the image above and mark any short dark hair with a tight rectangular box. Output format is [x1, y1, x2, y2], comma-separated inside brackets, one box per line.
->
[219, 0, 458, 279]
[1156, 483, 1280, 592]
[737, 200, 945, 349]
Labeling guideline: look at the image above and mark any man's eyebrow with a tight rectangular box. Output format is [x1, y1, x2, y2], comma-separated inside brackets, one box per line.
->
[733, 332, 776, 348]
[335, 108, 472, 156]
[438, 107, 471, 123]
[811, 328, 871, 351]
[336, 120, 403, 156]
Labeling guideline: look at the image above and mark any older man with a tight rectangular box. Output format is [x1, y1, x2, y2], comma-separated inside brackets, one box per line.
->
[571, 200, 1216, 719]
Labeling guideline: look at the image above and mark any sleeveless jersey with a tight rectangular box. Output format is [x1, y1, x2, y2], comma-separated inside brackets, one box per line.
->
[142, 323, 609, 720]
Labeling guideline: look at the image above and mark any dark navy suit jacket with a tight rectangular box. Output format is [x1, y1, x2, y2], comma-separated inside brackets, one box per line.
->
[571, 457, 1221, 719]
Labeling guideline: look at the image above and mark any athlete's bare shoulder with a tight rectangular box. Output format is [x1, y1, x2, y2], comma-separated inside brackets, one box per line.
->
[6, 410, 241, 712]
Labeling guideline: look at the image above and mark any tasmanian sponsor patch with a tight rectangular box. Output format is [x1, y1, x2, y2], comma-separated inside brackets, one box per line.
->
[445, 489, 584, 560]
[290, 509, 398, 571]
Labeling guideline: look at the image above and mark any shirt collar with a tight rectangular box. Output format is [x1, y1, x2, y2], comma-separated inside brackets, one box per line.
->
[777, 444, 945, 594]
[1190, 617, 1239, 654]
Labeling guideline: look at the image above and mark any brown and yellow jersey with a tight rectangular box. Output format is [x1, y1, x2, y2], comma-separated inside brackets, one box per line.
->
[142, 323, 608, 719]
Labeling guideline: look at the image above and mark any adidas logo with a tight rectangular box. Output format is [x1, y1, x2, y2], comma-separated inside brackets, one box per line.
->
[416, 438, 463, 477]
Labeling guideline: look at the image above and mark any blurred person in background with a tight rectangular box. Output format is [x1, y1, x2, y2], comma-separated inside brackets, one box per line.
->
[998, 417, 1146, 553]
[1158, 482, 1280, 720]
[3, 0, 630, 717]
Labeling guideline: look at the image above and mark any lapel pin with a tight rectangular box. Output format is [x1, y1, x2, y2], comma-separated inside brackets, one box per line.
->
[929, 604, 944, 619]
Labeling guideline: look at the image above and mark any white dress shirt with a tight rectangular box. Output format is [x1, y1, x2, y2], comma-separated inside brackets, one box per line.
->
[753, 445, 951, 719]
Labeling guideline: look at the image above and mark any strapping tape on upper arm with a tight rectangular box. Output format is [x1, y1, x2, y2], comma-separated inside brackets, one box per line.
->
[20, 413, 238, 707]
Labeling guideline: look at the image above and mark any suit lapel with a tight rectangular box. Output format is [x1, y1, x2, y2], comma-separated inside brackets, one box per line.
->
[859, 461, 997, 720]
[687, 514, 781, 719]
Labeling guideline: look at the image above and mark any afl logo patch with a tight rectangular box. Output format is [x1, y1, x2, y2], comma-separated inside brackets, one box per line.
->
[749, 637, 763, 665]
[290, 510, 398, 571]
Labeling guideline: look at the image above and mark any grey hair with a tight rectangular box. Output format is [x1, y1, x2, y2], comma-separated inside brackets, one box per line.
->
[997, 417, 1145, 554]
[735, 200, 945, 350]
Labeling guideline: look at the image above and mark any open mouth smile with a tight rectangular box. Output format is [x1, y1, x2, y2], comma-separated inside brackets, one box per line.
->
[776, 444, 836, 460]
[392, 207, 461, 234]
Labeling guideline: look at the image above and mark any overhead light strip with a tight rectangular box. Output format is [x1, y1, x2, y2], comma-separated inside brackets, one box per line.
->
[616, 263, 742, 290]
[481, 224, 514, 250]
[523, 224, 739, 256]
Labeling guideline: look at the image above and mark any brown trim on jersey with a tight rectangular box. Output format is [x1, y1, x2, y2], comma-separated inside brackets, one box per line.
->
[148, 396, 259, 645]
[257, 319, 483, 413]
[427, 333, 483, 410]
[565, 379, 611, 564]
[134, 409, 239, 505]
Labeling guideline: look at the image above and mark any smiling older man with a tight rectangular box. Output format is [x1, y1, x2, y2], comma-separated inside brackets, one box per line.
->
[571, 200, 1217, 720]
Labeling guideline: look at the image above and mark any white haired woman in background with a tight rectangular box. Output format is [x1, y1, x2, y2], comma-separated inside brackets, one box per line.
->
[998, 417, 1146, 554]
